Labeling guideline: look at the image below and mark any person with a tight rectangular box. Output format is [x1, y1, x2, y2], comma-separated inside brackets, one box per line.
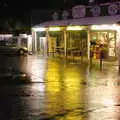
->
[90, 47, 94, 58]
[100, 44, 104, 60]
[99, 44, 105, 69]
[90, 47, 94, 66]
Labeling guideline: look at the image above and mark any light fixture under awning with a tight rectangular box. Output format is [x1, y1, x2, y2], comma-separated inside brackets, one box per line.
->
[66, 26, 83, 31]
[48, 27, 61, 31]
[32, 27, 47, 32]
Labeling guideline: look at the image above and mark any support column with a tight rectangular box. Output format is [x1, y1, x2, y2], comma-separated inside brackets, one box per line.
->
[32, 32, 34, 52]
[87, 29, 90, 60]
[32, 31, 37, 53]
[34, 31, 37, 53]
[115, 31, 117, 57]
[17, 36, 21, 48]
[46, 29, 49, 56]
[64, 29, 67, 57]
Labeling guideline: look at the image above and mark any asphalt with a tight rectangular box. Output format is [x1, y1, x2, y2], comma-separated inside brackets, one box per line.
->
[0, 54, 119, 120]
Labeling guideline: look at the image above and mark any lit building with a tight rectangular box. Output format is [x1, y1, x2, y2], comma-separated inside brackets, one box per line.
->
[32, 2, 120, 60]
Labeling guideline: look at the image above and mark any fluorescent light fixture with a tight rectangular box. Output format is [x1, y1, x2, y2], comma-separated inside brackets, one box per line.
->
[32, 27, 46, 32]
[66, 26, 83, 31]
[91, 24, 119, 30]
[48, 27, 61, 31]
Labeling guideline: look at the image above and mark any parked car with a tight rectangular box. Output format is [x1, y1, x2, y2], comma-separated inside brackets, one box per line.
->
[0, 40, 28, 55]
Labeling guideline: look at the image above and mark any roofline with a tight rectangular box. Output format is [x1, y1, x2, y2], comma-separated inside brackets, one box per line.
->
[32, 14, 120, 28]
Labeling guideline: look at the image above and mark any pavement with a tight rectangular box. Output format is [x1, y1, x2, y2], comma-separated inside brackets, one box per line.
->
[0, 54, 120, 120]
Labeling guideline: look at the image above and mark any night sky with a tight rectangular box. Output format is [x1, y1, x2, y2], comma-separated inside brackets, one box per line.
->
[24, 0, 115, 10]
[0, 0, 118, 29]
[0, 0, 118, 16]
[0, 0, 117, 14]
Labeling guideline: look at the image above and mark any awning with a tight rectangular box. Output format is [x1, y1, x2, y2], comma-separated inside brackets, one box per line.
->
[33, 14, 120, 28]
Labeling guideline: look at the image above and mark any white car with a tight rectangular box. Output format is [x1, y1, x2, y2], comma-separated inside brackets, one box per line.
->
[0, 40, 28, 55]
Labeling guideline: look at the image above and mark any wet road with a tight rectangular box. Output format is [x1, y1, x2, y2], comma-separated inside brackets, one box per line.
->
[0, 55, 120, 120]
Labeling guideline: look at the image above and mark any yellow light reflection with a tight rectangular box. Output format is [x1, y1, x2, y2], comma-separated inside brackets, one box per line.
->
[63, 66, 86, 109]
[44, 59, 63, 115]
[48, 27, 61, 31]
[45, 59, 61, 93]
[27, 56, 47, 82]
[44, 60, 87, 117]
[66, 26, 83, 31]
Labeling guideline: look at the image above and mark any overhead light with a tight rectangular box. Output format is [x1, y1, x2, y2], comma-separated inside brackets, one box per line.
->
[48, 27, 61, 31]
[91, 24, 119, 30]
[32, 27, 47, 32]
[66, 26, 83, 31]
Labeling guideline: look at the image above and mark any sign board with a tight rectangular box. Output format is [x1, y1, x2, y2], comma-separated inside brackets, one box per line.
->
[62, 10, 69, 20]
[108, 4, 118, 15]
[48, 2, 120, 20]
[91, 5, 101, 17]
[52, 12, 59, 20]
[72, 5, 86, 19]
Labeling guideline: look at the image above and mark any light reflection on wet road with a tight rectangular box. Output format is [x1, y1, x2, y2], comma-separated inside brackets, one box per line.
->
[0, 55, 120, 120]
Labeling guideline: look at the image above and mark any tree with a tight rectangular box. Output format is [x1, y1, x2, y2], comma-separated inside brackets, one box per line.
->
[0, 17, 31, 35]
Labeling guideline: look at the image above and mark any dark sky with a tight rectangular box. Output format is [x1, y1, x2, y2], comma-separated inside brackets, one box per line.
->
[24, 0, 117, 10]
[0, 0, 118, 15]
[0, 0, 118, 24]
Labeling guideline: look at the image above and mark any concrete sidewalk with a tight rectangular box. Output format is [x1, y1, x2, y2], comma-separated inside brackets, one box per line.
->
[53, 55, 118, 66]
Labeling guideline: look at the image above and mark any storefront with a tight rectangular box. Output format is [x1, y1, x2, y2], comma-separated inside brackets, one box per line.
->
[90, 30, 116, 59]
[32, 2, 120, 60]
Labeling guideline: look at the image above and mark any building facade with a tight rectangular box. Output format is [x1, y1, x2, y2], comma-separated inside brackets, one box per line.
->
[32, 2, 120, 60]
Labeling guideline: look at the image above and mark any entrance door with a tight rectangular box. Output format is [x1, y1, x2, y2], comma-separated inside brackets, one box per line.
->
[39, 37, 47, 56]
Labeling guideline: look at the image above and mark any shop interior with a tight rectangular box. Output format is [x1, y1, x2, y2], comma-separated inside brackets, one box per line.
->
[90, 30, 116, 59]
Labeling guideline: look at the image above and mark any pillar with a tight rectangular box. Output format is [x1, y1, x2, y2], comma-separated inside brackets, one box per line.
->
[64, 29, 67, 57]
[46, 29, 49, 56]
[87, 29, 90, 60]
[34, 31, 37, 53]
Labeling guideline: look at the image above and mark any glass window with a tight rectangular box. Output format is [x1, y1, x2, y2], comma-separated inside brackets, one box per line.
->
[67, 30, 87, 56]
[90, 31, 116, 59]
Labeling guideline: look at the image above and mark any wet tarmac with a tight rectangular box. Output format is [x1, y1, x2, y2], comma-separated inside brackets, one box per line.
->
[0, 55, 120, 120]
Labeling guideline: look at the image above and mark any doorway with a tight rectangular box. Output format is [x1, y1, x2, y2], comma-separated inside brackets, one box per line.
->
[39, 37, 47, 56]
